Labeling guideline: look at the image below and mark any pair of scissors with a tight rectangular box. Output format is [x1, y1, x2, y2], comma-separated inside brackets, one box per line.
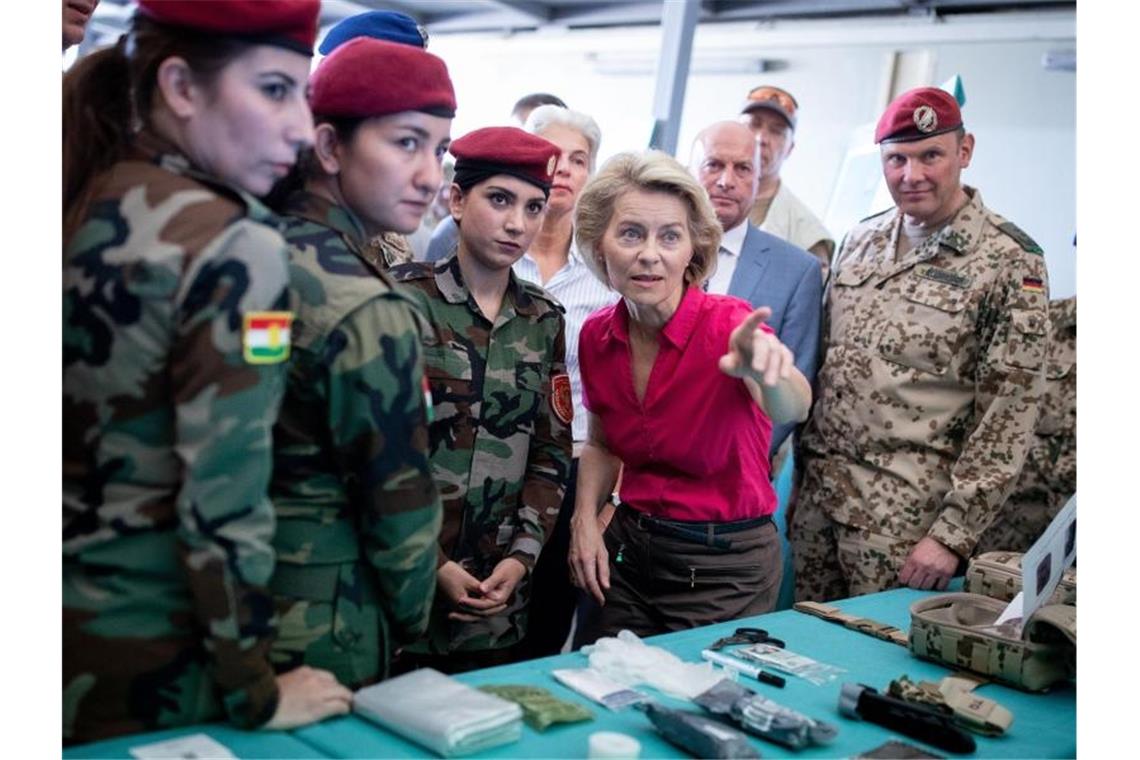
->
[709, 627, 786, 651]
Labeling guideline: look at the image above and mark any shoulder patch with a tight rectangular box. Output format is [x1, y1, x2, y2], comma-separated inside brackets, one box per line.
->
[243, 311, 292, 364]
[997, 221, 1043, 256]
[389, 261, 435, 282]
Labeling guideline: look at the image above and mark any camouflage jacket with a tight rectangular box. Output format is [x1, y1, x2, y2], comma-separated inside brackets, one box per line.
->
[391, 254, 573, 652]
[798, 187, 1050, 559]
[63, 131, 289, 738]
[269, 190, 442, 678]
[977, 296, 1076, 553]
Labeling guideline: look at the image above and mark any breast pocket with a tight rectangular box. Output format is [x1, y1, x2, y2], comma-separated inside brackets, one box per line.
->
[828, 264, 877, 349]
[422, 344, 475, 449]
[878, 281, 969, 376]
[1003, 309, 1048, 371]
[507, 361, 547, 434]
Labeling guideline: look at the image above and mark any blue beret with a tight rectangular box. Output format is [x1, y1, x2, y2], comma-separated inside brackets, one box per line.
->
[319, 10, 427, 55]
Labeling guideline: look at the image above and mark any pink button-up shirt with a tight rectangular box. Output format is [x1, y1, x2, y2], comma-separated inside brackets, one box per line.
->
[579, 286, 777, 523]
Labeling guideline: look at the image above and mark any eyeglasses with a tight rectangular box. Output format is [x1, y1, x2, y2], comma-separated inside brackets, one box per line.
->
[746, 86, 798, 120]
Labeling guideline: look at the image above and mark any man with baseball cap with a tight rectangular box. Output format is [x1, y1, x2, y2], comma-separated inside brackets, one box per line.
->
[790, 87, 1050, 601]
[741, 85, 835, 280]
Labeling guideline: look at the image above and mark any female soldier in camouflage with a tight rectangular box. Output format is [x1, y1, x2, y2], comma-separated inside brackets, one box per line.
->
[391, 127, 574, 673]
[264, 38, 453, 689]
[62, 0, 350, 743]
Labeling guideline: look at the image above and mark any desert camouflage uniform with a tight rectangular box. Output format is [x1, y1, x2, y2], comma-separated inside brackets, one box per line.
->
[63, 132, 290, 742]
[976, 296, 1075, 553]
[391, 254, 572, 655]
[268, 190, 442, 688]
[791, 187, 1049, 601]
[365, 231, 415, 269]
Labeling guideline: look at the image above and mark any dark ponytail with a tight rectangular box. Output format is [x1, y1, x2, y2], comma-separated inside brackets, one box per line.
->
[63, 17, 250, 245]
[63, 42, 132, 244]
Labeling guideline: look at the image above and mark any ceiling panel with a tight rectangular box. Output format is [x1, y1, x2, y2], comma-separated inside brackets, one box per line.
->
[78, 0, 1075, 53]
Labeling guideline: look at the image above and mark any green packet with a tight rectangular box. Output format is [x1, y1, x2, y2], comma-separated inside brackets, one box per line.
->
[479, 684, 594, 731]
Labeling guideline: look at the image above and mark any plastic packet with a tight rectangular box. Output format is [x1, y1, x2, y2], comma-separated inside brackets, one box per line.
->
[552, 668, 649, 710]
[582, 629, 725, 700]
[735, 643, 845, 686]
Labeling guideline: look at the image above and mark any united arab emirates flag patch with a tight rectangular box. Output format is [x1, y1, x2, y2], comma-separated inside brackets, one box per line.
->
[243, 311, 293, 364]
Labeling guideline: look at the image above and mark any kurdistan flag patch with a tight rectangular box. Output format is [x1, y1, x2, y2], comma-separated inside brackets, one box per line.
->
[243, 311, 293, 364]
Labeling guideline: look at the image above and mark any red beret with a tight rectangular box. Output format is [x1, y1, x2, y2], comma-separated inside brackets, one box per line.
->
[451, 127, 561, 191]
[135, 0, 320, 55]
[875, 87, 963, 144]
[309, 37, 457, 119]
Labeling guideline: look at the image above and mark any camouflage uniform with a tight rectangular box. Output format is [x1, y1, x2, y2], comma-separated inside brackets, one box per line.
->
[63, 132, 290, 742]
[791, 187, 1049, 601]
[976, 296, 1075, 553]
[268, 190, 442, 688]
[391, 254, 572, 655]
[366, 231, 415, 269]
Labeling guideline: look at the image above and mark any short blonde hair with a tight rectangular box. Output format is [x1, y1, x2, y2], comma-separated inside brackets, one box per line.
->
[575, 150, 721, 289]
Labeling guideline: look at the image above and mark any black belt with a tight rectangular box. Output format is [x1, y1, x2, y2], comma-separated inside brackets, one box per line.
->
[623, 505, 772, 549]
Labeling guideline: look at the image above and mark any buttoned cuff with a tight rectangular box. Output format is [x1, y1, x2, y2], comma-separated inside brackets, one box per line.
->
[218, 651, 279, 729]
[507, 547, 537, 575]
[926, 510, 977, 560]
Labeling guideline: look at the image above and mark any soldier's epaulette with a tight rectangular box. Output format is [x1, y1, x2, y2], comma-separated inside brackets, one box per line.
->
[995, 220, 1044, 256]
[389, 261, 436, 282]
[518, 279, 567, 314]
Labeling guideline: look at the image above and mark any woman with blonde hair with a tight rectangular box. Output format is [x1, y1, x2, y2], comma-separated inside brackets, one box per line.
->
[568, 150, 811, 642]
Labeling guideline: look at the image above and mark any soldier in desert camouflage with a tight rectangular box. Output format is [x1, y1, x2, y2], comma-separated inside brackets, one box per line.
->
[791, 87, 1050, 601]
[265, 38, 455, 688]
[976, 295, 1076, 554]
[62, 0, 351, 744]
[391, 127, 573, 673]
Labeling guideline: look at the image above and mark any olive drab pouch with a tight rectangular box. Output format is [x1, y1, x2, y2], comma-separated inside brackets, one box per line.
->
[964, 551, 1076, 605]
[909, 593, 1075, 692]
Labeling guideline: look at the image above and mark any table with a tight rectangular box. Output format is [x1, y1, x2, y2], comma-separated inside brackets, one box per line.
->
[65, 586, 1076, 759]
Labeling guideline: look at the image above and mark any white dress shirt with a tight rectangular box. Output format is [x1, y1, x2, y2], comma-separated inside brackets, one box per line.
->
[704, 220, 749, 295]
[513, 244, 620, 447]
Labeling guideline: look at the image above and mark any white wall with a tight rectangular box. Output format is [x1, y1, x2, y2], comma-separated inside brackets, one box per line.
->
[430, 9, 1075, 296]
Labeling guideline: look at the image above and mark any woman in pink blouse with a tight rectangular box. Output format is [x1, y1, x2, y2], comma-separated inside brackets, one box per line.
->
[568, 150, 812, 642]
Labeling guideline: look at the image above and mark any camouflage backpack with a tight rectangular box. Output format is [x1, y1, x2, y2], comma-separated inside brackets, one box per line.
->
[909, 593, 1075, 692]
[963, 551, 1076, 605]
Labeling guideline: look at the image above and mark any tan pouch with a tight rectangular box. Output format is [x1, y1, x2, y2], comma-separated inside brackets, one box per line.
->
[964, 551, 1076, 605]
[909, 592, 1075, 692]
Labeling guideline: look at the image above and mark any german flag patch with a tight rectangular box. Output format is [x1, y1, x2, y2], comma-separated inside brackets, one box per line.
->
[1021, 276, 1045, 294]
[551, 373, 573, 426]
[243, 311, 293, 364]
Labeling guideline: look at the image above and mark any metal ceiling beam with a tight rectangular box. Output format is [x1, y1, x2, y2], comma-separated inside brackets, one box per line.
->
[421, 9, 539, 33]
[484, 0, 554, 22]
[648, 0, 700, 154]
[321, 0, 428, 23]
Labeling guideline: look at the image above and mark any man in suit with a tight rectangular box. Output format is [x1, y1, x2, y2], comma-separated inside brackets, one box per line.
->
[691, 121, 822, 455]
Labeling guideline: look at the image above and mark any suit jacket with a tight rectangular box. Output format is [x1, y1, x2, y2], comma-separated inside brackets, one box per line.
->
[727, 224, 823, 454]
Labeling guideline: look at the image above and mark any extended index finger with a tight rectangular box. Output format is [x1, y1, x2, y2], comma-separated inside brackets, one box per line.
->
[733, 306, 773, 341]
